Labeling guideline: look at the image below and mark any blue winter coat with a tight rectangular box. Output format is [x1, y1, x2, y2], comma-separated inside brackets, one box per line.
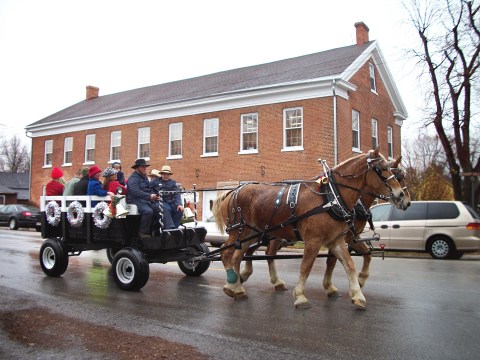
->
[126, 171, 152, 208]
[87, 178, 108, 206]
[153, 178, 182, 207]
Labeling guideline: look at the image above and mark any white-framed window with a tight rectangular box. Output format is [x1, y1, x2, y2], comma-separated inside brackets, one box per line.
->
[283, 107, 303, 151]
[44, 140, 53, 167]
[369, 62, 377, 93]
[138, 127, 150, 159]
[352, 110, 360, 152]
[110, 131, 121, 162]
[63, 137, 73, 165]
[371, 119, 378, 149]
[203, 118, 218, 156]
[387, 126, 393, 158]
[240, 113, 258, 153]
[84, 134, 95, 164]
[168, 123, 182, 158]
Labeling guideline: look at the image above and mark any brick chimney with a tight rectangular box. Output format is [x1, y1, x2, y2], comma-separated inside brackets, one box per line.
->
[354, 22, 369, 46]
[86, 85, 99, 100]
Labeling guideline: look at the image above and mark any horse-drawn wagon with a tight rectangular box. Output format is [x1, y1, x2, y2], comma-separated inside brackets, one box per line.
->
[38, 149, 410, 309]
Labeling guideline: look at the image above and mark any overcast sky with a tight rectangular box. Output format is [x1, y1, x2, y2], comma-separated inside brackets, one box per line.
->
[0, 0, 426, 147]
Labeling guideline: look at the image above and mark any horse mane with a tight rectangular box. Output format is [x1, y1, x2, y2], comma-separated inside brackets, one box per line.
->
[212, 190, 230, 234]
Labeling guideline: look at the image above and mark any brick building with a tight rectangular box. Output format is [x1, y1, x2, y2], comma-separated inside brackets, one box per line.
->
[25, 22, 407, 220]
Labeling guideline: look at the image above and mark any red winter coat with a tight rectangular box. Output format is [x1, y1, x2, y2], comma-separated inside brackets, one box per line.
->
[107, 181, 127, 195]
[46, 180, 64, 196]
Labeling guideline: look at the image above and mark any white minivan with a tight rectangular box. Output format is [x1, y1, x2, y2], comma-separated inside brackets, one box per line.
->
[369, 201, 480, 259]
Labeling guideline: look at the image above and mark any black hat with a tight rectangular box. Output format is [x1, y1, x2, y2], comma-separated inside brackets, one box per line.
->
[131, 158, 150, 169]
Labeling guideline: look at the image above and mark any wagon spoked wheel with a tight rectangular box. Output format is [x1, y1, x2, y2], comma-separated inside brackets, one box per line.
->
[106, 247, 121, 264]
[39, 238, 69, 277]
[177, 243, 211, 276]
[112, 248, 149, 291]
[9, 218, 18, 230]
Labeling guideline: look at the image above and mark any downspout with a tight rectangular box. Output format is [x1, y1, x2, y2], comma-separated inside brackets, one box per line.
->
[332, 79, 338, 166]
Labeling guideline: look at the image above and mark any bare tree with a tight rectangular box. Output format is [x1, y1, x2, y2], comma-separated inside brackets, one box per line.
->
[0, 135, 31, 173]
[403, 133, 453, 200]
[403, 0, 480, 207]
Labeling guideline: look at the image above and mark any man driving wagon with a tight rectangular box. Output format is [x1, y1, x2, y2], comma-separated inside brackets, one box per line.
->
[126, 159, 185, 238]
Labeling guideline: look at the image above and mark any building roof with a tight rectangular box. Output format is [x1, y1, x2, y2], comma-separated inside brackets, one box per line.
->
[26, 40, 408, 136]
[0, 173, 30, 200]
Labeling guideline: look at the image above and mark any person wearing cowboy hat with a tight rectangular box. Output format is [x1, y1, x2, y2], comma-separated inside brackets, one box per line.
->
[148, 169, 161, 191]
[156, 165, 184, 229]
[126, 159, 160, 238]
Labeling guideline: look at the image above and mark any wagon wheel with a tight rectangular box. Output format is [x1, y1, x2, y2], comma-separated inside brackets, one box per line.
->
[177, 243, 211, 276]
[106, 247, 121, 264]
[39, 238, 69, 277]
[112, 248, 150, 291]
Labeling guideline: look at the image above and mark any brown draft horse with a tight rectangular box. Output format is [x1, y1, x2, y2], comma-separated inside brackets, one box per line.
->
[322, 158, 411, 297]
[237, 156, 411, 299]
[213, 148, 406, 309]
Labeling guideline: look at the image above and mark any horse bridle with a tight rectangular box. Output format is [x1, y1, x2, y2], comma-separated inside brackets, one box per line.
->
[368, 157, 399, 195]
[389, 165, 409, 193]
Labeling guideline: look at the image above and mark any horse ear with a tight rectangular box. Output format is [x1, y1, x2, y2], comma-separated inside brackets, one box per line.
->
[392, 155, 402, 167]
[373, 146, 380, 157]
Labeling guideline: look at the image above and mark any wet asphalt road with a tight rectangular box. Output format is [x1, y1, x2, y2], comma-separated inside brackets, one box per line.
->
[0, 227, 479, 359]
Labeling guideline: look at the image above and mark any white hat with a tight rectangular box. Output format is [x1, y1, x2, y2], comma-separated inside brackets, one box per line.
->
[149, 169, 161, 177]
[160, 165, 173, 175]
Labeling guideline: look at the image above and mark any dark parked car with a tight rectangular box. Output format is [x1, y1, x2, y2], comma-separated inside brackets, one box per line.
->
[0, 204, 42, 231]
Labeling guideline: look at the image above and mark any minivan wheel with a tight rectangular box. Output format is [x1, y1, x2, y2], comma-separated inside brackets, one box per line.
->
[428, 236, 455, 259]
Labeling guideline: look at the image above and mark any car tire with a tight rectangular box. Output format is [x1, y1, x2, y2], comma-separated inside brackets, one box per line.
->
[450, 251, 464, 260]
[177, 243, 211, 276]
[112, 248, 150, 291]
[9, 218, 18, 230]
[428, 236, 455, 259]
[39, 238, 69, 277]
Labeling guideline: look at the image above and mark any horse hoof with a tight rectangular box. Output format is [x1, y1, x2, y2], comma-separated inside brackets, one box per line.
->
[275, 283, 288, 291]
[223, 287, 236, 298]
[294, 295, 311, 309]
[352, 299, 366, 309]
[327, 290, 341, 298]
[234, 292, 248, 300]
[294, 301, 312, 309]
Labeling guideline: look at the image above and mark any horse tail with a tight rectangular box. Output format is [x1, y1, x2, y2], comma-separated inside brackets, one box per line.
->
[212, 190, 231, 234]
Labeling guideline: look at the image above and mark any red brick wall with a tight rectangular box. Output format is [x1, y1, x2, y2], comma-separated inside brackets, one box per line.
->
[346, 61, 400, 159]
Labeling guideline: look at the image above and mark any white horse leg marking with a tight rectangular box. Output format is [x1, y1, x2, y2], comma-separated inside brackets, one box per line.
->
[293, 243, 322, 309]
[268, 259, 287, 290]
[358, 254, 371, 288]
[293, 274, 310, 309]
[350, 242, 371, 288]
[240, 260, 253, 283]
[330, 244, 366, 308]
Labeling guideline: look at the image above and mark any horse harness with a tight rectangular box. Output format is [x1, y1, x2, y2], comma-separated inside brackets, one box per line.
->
[224, 179, 358, 250]
[223, 156, 397, 252]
